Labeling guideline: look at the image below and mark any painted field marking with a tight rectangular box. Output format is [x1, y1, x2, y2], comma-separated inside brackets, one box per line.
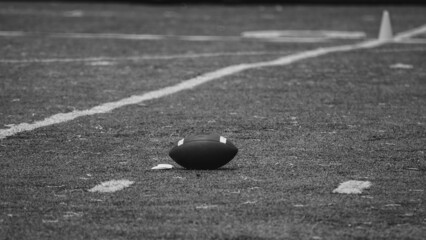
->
[1, 29, 425, 44]
[151, 164, 174, 170]
[393, 24, 426, 41]
[86, 61, 116, 66]
[333, 180, 372, 194]
[0, 30, 365, 43]
[177, 35, 240, 41]
[0, 31, 25, 37]
[88, 179, 134, 193]
[241, 30, 367, 42]
[0, 51, 291, 64]
[390, 63, 413, 69]
[0, 9, 115, 18]
[1, 24, 425, 140]
[51, 32, 166, 40]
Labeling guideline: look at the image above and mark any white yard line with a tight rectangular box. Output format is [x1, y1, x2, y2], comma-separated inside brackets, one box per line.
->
[0, 51, 290, 64]
[1, 28, 424, 43]
[0, 30, 335, 43]
[50, 32, 167, 40]
[0, 9, 116, 18]
[1, 25, 426, 140]
[393, 24, 426, 41]
[0, 31, 25, 37]
[241, 30, 366, 39]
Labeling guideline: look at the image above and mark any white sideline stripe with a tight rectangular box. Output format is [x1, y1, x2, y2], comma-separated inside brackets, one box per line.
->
[0, 51, 290, 64]
[1, 25, 426, 140]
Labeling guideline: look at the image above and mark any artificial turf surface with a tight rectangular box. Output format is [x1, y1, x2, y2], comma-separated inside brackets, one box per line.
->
[1, 2, 426, 240]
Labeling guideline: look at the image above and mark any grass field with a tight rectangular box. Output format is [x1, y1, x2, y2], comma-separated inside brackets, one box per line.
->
[0, 2, 425, 240]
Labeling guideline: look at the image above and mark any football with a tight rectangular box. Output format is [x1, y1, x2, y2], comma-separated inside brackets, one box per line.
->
[169, 134, 238, 170]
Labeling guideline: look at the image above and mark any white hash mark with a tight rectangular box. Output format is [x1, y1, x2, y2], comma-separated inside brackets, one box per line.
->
[88, 179, 134, 193]
[332, 180, 372, 194]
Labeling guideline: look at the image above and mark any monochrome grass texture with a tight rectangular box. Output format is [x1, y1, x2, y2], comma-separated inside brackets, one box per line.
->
[0, 3, 425, 240]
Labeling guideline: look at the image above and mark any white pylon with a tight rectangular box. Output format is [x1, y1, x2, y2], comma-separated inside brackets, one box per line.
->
[378, 10, 393, 41]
